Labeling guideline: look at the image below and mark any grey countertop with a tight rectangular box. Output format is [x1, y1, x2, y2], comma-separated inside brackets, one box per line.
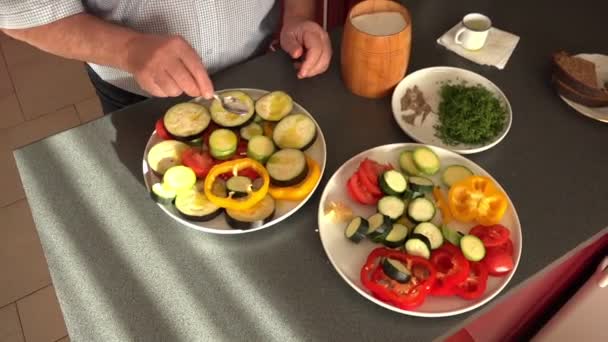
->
[14, 1, 608, 341]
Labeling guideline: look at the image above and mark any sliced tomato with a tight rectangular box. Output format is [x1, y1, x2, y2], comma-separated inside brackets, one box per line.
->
[483, 239, 515, 277]
[429, 245, 470, 296]
[347, 173, 377, 205]
[470, 224, 510, 248]
[236, 139, 248, 157]
[181, 148, 215, 179]
[356, 167, 382, 197]
[492, 238, 514, 256]
[454, 262, 488, 300]
[155, 118, 172, 140]
[360, 159, 380, 186]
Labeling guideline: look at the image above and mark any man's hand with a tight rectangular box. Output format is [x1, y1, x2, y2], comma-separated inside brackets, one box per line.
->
[280, 18, 332, 79]
[125, 34, 214, 98]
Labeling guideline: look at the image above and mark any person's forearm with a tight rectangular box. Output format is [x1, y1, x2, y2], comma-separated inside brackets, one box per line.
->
[283, 0, 315, 23]
[2, 13, 139, 71]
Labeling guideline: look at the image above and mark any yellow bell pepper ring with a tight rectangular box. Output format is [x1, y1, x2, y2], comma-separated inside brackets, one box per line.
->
[448, 175, 508, 225]
[203, 158, 269, 210]
[268, 157, 321, 201]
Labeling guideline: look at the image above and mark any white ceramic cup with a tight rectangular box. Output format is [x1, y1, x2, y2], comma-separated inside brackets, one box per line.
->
[454, 13, 492, 51]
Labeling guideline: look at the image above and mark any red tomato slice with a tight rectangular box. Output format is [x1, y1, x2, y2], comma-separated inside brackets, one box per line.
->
[155, 118, 172, 140]
[454, 262, 488, 300]
[483, 239, 515, 277]
[236, 139, 248, 157]
[491, 238, 514, 257]
[429, 246, 470, 296]
[347, 174, 377, 205]
[181, 148, 215, 179]
[360, 159, 380, 186]
[356, 167, 382, 197]
[470, 224, 510, 248]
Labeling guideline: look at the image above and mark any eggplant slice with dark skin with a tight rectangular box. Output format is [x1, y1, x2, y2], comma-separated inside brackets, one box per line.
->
[225, 194, 275, 229]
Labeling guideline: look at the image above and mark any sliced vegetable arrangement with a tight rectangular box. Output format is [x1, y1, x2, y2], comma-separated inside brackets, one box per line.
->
[342, 145, 515, 310]
[145, 90, 322, 230]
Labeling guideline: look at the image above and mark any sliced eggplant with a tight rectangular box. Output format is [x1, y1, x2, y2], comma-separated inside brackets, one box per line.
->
[344, 216, 369, 243]
[226, 176, 252, 198]
[209, 128, 238, 160]
[146, 140, 189, 175]
[247, 135, 275, 164]
[272, 113, 317, 150]
[163, 102, 211, 141]
[265, 149, 308, 187]
[239, 122, 264, 140]
[382, 257, 412, 283]
[225, 194, 275, 229]
[150, 182, 176, 205]
[174, 185, 222, 221]
[255, 91, 293, 121]
[210, 91, 255, 127]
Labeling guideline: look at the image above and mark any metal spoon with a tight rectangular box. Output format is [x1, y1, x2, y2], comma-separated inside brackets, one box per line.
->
[213, 94, 250, 115]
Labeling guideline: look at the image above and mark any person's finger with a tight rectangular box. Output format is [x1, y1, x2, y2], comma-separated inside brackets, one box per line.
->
[154, 71, 182, 97]
[138, 75, 167, 97]
[307, 36, 332, 77]
[166, 59, 200, 97]
[298, 32, 323, 78]
[178, 46, 214, 99]
[282, 33, 303, 59]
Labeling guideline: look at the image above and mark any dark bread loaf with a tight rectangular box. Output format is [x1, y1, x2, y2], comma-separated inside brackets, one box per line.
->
[552, 74, 608, 107]
[552, 51, 608, 99]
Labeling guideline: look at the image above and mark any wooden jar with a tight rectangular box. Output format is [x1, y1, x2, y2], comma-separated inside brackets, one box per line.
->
[341, 0, 412, 99]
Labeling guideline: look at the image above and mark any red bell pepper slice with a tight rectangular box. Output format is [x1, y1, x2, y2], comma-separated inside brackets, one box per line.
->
[429, 244, 470, 296]
[454, 261, 489, 300]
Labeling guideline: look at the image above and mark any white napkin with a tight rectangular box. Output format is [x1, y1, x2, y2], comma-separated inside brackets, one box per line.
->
[437, 22, 520, 70]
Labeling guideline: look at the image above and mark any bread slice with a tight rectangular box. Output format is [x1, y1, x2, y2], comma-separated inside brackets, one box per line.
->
[552, 51, 608, 98]
[553, 74, 608, 107]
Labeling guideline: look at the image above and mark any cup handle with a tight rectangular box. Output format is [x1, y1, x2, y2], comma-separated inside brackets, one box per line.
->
[454, 27, 466, 45]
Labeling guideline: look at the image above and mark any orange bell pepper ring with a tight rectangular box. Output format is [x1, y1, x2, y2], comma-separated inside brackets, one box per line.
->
[448, 175, 508, 225]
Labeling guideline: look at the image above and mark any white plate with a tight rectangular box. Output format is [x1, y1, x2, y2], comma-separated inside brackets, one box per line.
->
[558, 53, 608, 123]
[142, 88, 327, 234]
[317, 143, 522, 317]
[391, 67, 513, 154]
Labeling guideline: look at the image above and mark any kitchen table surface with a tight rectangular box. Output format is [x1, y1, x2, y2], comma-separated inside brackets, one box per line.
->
[14, 0, 608, 341]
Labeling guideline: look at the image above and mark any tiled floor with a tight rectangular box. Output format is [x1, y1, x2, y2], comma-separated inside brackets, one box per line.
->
[0, 32, 102, 342]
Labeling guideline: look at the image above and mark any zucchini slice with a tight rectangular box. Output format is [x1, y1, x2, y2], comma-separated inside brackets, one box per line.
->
[402, 188, 424, 201]
[150, 182, 177, 205]
[379, 170, 408, 196]
[383, 223, 409, 248]
[239, 122, 264, 140]
[382, 258, 412, 283]
[442, 225, 464, 246]
[146, 140, 189, 175]
[395, 215, 417, 231]
[413, 222, 443, 249]
[460, 235, 486, 261]
[209, 128, 238, 160]
[408, 176, 434, 193]
[247, 135, 275, 164]
[407, 197, 436, 222]
[163, 102, 211, 141]
[399, 151, 421, 176]
[377, 196, 406, 220]
[344, 216, 369, 243]
[226, 176, 252, 198]
[225, 194, 275, 229]
[210, 91, 255, 127]
[404, 233, 432, 259]
[265, 149, 308, 187]
[442, 165, 474, 187]
[412, 147, 441, 175]
[174, 185, 222, 221]
[162, 165, 197, 193]
[366, 213, 391, 242]
[272, 113, 317, 150]
[255, 91, 293, 121]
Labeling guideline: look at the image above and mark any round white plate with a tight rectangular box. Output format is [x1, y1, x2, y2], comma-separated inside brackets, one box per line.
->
[558, 53, 608, 123]
[391, 67, 513, 154]
[143, 88, 327, 234]
[317, 143, 522, 317]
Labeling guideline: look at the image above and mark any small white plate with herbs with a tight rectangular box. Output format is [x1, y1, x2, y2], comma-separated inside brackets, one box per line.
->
[391, 67, 512, 154]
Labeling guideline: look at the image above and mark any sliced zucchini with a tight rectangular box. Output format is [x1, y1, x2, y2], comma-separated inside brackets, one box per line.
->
[265, 149, 308, 187]
[407, 197, 436, 222]
[382, 258, 412, 283]
[408, 176, 434, 193]
[379, 170, 408, 196]
[413, 222, 443, 249]
[366, 213, 391, 242]
[255, 91, 293, 121]
[404, 233, 432, 259]
[211, 178, 228, 198]
[150, 182, 177, 205]
[402, 188, 424, 201]
[412, 147, 440, 175]
[399, 151, 421, 176]
[174, 185, 222, 221]
[225, 194, 275, 229]
[442, 225, 464, 246]
[383, 223, 409, 248]
[210, 91, 255, 127]
[209, 128, 238, 160]
[226, 176, 252, 198]
[377, 196, 406, 220]
[162, 165, 196, 193]
[239, 122, 264, 140]
[146, 140, 189, 175]
[344, 216, 369, 243]
[247, 135, 275, 164]
[460, 235, 486, 261]
[253, 114, 265, 123]
[272, 113, 317, 150]
[163, 102, 211, 141]
[442, 165, 474, 187]
[395, 215, 417, 231]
